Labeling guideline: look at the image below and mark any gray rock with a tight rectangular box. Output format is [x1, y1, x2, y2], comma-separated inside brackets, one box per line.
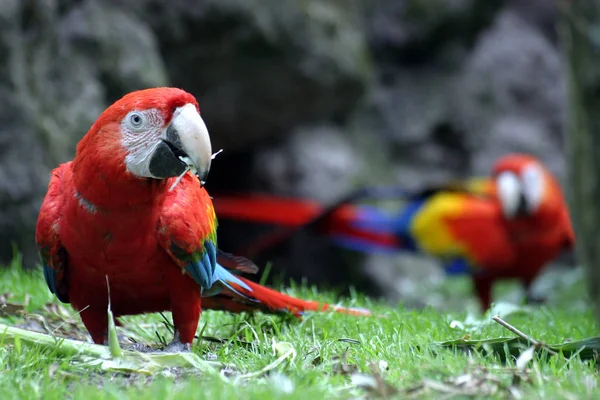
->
[471, 116, 566, 180]
[367, 0, 503, 65]
[507, 0, 559, 42]
[348, 67, 471, 191]
[0, 0, 167, 267]
[373, 69, 458, 144]
[127, 0, 373, 151]
[362, 253, 445, 306]
[0, 0, 18, 21]
[454, 9, 566, 176]
[392, 157, 460, 192]
[60, 0, 168, 100]
[253, 125, 362, 203]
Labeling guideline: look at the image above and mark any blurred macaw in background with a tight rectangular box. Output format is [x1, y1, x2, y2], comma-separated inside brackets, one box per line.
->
[213, 154, 575, 310]
[35, 88, 369, 351]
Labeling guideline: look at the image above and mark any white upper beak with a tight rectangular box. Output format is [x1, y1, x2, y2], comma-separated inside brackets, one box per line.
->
[520, 163, 545, 214]
[496, 164, 545, 218]
[497, 171, 522, 218]
[170, 103, 212, 181]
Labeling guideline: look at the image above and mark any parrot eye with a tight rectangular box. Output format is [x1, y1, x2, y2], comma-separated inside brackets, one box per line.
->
[129, 113, 144, 128]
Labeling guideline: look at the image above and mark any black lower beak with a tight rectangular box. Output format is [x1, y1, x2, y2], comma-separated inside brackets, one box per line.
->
[149, 124, 211, 185]
[516, 191, 529, 216]
[196, 169, 209, 187]
[148, 139, 188, 179]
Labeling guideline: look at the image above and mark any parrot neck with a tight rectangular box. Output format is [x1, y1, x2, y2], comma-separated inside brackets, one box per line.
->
[71, 154, 172, 211]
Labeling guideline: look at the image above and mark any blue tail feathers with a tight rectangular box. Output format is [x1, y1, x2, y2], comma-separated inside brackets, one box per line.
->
[202, 263, 254, 298]
[443, 258, 472, 275]
[335, 200, 427, 254]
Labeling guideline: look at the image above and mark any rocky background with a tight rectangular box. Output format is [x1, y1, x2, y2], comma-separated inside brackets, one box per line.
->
[0, 0, 568, 303]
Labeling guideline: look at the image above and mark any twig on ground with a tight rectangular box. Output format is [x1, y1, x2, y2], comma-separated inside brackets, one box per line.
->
[492, 316, 559, 356]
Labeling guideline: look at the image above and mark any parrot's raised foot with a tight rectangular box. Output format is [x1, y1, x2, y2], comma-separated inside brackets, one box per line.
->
[162, 331, 192, 353]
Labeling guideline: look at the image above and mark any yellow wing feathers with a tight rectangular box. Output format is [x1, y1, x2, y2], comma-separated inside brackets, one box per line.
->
[409, 193, 476, 263]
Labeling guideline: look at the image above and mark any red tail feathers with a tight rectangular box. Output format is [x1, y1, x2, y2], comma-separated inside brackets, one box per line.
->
[205, 276, 371, 317]
[213, 194, 398, 256]
[212, 194, 361, 228]
[212, 194, 323, 227]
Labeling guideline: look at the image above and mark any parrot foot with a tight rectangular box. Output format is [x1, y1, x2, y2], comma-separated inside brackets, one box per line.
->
[162, 331, 192, 353]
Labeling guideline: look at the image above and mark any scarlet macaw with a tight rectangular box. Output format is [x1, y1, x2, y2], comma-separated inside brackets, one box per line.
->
[212, 155, 575, 310]
[35, 87, 369, 351]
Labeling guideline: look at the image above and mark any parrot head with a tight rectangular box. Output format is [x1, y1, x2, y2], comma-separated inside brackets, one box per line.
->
[78, 87, 212, 185]
[491, 153, 562, 219]
[493, 153, 576, 253]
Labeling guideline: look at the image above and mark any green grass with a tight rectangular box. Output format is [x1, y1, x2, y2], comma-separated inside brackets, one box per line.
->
[0, 256, 597, 399]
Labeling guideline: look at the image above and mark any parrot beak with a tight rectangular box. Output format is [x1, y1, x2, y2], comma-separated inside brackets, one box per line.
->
[496, 171, 528, 218]
[519, 163, 545, 215]
[497, 162, 546, 219]
[150, 104, 212, 184]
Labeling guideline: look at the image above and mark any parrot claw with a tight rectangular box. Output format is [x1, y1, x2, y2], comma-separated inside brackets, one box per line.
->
[162, 331, 192, 353]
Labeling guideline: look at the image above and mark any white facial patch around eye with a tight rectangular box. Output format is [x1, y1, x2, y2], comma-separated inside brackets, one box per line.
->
[121, 109, 164, 178]
[521, 163, 545, 214]
[496, 171, 523, 218]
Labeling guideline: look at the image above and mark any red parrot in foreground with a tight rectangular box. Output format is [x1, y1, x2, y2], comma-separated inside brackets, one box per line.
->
[212, 155, 575, 310]
[35, 88, 369, 351]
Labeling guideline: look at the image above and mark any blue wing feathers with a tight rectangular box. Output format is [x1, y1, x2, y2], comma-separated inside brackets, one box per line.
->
[184, 240, 218, 289]
[43, 263, 55, 294]
[205, 241, 217, 278]
[337, 200, 426, 254]
[41, 259, 69, 303]
[443, 258, 472, 275]
[351, 201, 425, 235]
[184, 259, 209, 288]
[350, 206, 399, 233]
[185, 238, 254, 297]
[330, 235, 402, 254]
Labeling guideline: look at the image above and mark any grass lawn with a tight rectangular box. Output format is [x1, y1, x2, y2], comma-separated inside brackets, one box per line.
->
[0, 255, 597, 399]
